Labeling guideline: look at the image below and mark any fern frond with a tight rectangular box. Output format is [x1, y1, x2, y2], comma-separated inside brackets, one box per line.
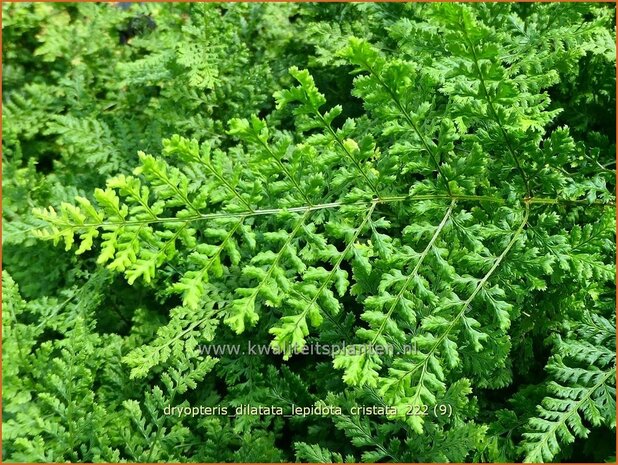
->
[522, 313, 616, 462]
[334, 200, 456, 387]
[378, 205, 529, 433]
[18, 4, 615, 461]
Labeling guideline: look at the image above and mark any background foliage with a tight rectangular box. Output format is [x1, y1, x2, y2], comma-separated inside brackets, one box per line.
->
[3, 2, 616, 463]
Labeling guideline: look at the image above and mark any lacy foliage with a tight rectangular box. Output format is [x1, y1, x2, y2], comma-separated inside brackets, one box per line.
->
[4, 2, 616, 462]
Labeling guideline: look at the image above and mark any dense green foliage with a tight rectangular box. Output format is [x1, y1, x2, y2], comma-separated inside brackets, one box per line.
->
[3, 2, 616, 463]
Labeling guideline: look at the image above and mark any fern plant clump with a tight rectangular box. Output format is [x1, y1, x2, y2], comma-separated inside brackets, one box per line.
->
[3, 2, 616, 463]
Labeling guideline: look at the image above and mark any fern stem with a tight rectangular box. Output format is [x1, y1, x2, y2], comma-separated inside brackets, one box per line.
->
[193, 217, 245, 283]
[256, 137, 314, 206]
[38, 194, 613, 237]
[459, 20, 532, 198]
[399, 204, 530, 384]
[315, 111, 381, 198]
[144, 411, 164, 462]
[146, 161, 202, 215]
[369, 200, 456, 346]
[289, 202, 378, 334]
[191, 153, 254, 211]
[123, 183, 159, 220]
[342, 414, 401, 462]
[441, 204, 529, 341]
[245, 210, 311, 304]
[155, 223, 190, 261]
[133, 311, 218, 370]
[360, 61, 453, 196]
